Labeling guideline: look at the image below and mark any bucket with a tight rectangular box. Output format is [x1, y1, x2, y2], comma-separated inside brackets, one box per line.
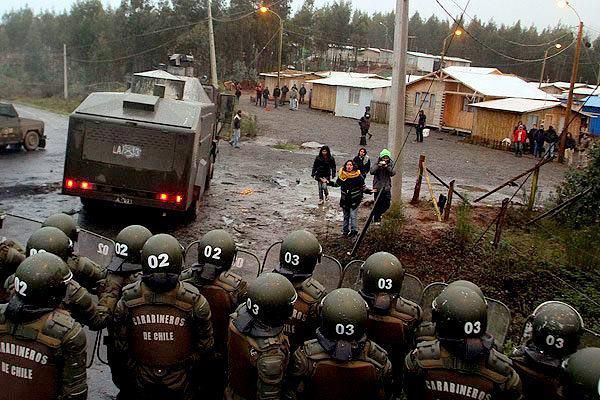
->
[423, 128, 430, 138]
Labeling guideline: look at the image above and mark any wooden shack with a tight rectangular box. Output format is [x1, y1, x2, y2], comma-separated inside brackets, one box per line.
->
[470, 98, 586, 143]
[310, 81, 337, 112]
[405, 66, 557, 133]
[258, 70, 319, 91]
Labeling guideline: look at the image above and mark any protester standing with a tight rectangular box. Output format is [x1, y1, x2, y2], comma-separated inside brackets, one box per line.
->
[273, 85, 281, 108]
[565, 132, 577, 166]
[235, 83, 242, 103]
[229, 110, 242, 148]
[416, 110, 426, 142]
[359, 114, 370, 146]
[280, 84, 289, 105]
[527, 123, 539, 154]
[353, 147, 371, 178]
[290, 84, 299, 110]
[533, 126, 546, 158]
[299, 84, 307, 104]
[311, 145, 336, 205]
[255, 83, 263, 107]
[545, 126, 559, 159]
[262, 86, 270, 108]
[335, 160, 368, 237]
[370, 149, 395, 224]
[513, 123, 527, 157]
[577, 132, 592, 168]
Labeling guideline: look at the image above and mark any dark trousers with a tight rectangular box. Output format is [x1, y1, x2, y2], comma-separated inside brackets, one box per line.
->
[273, 96, 279, 108]
[416, 126, 424, 142]
[373, 189, 391, 222]
[300, 94, 305, 104]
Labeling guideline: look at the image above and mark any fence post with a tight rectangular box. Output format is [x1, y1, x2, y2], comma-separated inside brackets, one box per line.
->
[443, 179, 455, 222]
[411, 155, 425, 204]
[493, 198, 510, 248]
[528, 166, 540, 211]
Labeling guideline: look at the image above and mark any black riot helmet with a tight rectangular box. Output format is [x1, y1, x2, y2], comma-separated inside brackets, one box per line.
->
[447, 280, 485, 300]
[42, 213, 79, 242]
[562, 347, 600, 400]
[108, 225, 152, 272]
[26, 227, 73, 260]
[245, 272, 297, 327]
[530, 301, 583, 358]
[320, 288, 369, 342]
[274, 230, 322, 282]
[13, 252, 72, 307]
[194, 229, 237, 275]
[432, 285, 488, 341]
[359, 252, 404, 314]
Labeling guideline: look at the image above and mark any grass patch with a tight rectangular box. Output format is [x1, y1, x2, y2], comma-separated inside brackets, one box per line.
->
[272, 142, 300, 151]
[454, 201, 475, 245]
[13, 96, 83, 114]
[241, 115, 257, 138]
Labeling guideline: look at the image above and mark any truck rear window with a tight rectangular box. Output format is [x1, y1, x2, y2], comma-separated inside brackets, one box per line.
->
[82, 122, 176, 171]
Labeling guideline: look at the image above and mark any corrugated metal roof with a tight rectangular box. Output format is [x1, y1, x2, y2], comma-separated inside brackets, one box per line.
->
[470, 98, 562, 113]
[308, 76, 392, 89]
[407, 51, 471, 63]
[571, 87, 600, 96]
[133, 70, 185, 81]
[314, 71, 381, 79]
[582, 96, 600, 108]
[444, 66, 500, 75]
[444, 68, 557, 100]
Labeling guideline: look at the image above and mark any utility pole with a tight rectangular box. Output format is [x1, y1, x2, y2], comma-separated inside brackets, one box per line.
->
[558, 21, 583, 163]
[63, 44, 68, 100]
[389, 0, 409, 205]
[207, 0, 218, 88]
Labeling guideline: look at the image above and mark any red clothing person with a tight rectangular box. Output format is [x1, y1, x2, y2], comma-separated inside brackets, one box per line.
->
[513, 127, 527, 143]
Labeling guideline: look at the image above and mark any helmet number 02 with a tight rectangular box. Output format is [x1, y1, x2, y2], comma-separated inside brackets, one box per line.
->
[335, 323, 355, 336]
[203, 245, 222, 260]
[115, 243, 128, 257]
[284, 252, 300, 266]
[13, 277, 27, 296]
[377, 278, 393, 290]
[246, 298, 260, 316]
[464, 321, 482, 335]
[545, 335, 565, 349]
[147, 253, 170, 269]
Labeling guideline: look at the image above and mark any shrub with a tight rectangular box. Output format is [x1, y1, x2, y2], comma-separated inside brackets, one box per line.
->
[454, 201, 475, 245]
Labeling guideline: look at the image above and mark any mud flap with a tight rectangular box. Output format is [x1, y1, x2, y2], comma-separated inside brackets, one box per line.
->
[312, 255, 343, 292]
[185, 241, 261, 282]
[76, 229, 115, 268]
[0, 214, 42, 248]
[341, 260, 424, 304]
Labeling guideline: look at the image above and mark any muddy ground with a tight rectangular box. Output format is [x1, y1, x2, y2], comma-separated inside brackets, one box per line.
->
[0, 101, 582, 398]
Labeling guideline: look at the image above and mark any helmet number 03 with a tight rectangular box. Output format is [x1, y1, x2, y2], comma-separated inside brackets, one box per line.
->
[29, 248, 46, 256]
[115, 243, 128, 257]
[545, 335, 564, 349]
[147, 253, 170, 269]
[377, 278, 393, 290]
[13, 277, 28, 296]
[464, 321, 482, 335]
[335, 323, 355, 336]
[246, 298, 259, 316]
[284, 252, 300, 266]
[203, 245, 222, 260]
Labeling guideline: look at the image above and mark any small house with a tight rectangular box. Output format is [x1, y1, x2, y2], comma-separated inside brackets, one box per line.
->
[405, 66, 556, 133]
[308, 76, 391, 119]
[258, 70, 320, 92]
[470, 98, 586, 143]
[582, 96, 600, 134]
[533, 81, 588, 96]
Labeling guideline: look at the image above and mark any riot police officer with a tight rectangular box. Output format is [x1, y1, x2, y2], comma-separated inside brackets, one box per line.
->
[405, 285, 523, 399]
[112, 233, 214, 400]
[358, 252, 421, 388]
[226, 272, 296, 400]
[273, 230, 327, 350]
[286, 288, 392, 400]
[0, 252, 88, 400]
[42, 213, 106, 291]
[98, 224, 152, 399]
[511, 301, 584, 400]
[562, 347, 600, 399]
[0, 236, 25, 302]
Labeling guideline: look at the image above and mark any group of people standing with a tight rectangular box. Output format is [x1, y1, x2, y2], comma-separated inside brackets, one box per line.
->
[255, 82, 306, 110]
[312, 145, 396, 237]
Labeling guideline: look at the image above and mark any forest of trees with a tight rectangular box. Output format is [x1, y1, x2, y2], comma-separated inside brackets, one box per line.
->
[0, 0, 599, 97]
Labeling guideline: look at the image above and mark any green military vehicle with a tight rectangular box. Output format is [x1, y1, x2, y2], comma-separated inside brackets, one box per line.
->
[0, 103, 46, 151]
[62, 56, 234, 220]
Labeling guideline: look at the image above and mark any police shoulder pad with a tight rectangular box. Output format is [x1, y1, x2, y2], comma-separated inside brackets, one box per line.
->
[303, 339, 329, 361]
[40, 309, 76, 347]
[180, 268, 194, 282]
[255, 334, 286, 351]
[416, 340, 442, 362]
[393, 297, 422, 321]
[487, 349, 514, 378]
[299, 278, 327, 304]
[122, 280, 144, 307]
[0, 304, 8, 329]
[217, 271, 245, 292]
[174, 281, 201, 311]
[365, 340, 389, 368]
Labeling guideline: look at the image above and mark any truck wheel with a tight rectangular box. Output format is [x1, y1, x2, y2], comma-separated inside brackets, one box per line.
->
[184, 199, 199, 222]
[23, 131, 40, 151]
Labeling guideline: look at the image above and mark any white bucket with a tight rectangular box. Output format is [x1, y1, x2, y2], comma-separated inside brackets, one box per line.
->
[423, 128, 430, 138]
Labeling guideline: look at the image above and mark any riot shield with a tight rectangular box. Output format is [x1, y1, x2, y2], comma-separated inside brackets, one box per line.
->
[419, 282, 447, 322]
[341, 259, 365, 291]
[76, 229, 115, 268]
[0, 213, 42, 248]
[487, 299, 511, 348]
[312, 254, 343, 292]
[260, 240, 283, 275]
[401, 273, 425, 305]
[580, 328, 600, 349]
[184, 240, 260, 281]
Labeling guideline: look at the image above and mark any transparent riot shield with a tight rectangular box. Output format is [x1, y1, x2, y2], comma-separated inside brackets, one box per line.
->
[419, 282, 447, 322]
[312, 254, 343, 292]
[0, 213, 42, 248]
[185, 240, 261, 282]
[77, 229, 115, 268]
[260, 241, 282, 275]
[401, 274, 425, 305]
[580, 328, 600, 349]
[487, 299, 511, 348]
[341, 259, 365, 291]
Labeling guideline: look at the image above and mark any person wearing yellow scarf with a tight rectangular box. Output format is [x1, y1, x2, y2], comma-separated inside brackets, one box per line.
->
[335, 160, 369, 237]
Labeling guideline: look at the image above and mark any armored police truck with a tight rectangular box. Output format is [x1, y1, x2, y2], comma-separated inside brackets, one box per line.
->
[62, 60, 231, 220]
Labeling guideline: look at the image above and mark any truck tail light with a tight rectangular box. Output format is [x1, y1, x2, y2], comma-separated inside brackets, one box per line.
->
[175, 195, 183, 203]
[159, 193, 169, 201]
[65, 179, 75, 189]
[80, 181, 93, 190]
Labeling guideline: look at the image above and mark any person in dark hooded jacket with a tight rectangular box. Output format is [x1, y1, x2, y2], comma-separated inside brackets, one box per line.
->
[335, 160, 368, 237]
[311, 146, 336, 205]
[353, 147, 371, 178]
